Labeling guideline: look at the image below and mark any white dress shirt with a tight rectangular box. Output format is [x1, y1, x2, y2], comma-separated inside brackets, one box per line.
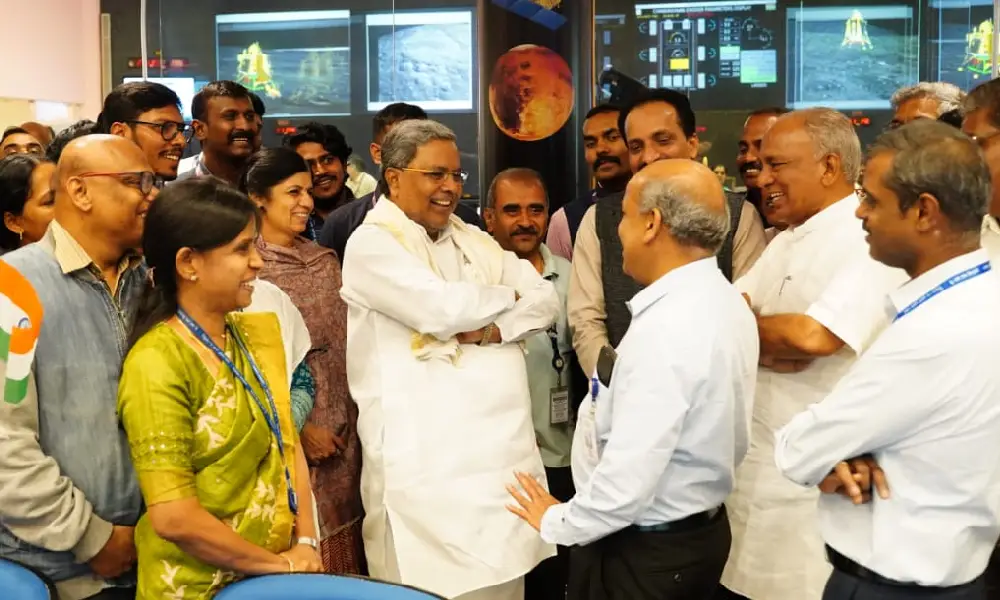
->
[981, 215, 1000, 263]
[539, 258, 759, 547]
[775, 249, 1000, 587]
[723, 194, 909, 600]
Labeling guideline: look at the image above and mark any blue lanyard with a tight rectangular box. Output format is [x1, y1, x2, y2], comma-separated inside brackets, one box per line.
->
[177, 309, 299, 516]
[893, 261, 991, 322]
[590, 377, 600, 403]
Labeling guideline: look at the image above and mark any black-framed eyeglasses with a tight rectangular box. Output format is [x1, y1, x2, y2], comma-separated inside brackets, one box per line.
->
[399, 167, 469, 185]
[127, 120, 192, 142]
[77, 171, 157, 195]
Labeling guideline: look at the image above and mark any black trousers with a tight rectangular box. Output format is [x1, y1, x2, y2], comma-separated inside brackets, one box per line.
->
[985, 546, 1000, 599]
[714, 584, 751, 600]
[525, 466, 576, 600]
[566, 507, 732, 600]
[823, 569, 985, 600]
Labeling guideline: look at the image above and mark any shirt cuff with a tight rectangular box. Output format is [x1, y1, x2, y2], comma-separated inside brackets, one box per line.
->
[71, 514, 113, 563]
[539, 502, 569, 546]
[805, 303, 861, 354]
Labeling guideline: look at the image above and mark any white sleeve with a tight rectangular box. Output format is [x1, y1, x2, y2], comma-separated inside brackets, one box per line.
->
[805, 258, 908, 354]
[341, 225, 516, 340]
[493, 251, 560, 343]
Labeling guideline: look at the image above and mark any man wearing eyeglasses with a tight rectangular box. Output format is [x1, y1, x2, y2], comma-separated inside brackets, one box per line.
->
[0, 134, 156, 600]
[341, 119, 559, 600]
[101, 81, 189, 185]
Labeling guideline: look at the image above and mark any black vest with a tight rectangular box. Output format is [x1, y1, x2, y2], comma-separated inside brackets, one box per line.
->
[595, 191, 744, 347]
[563, 193, 596, 248]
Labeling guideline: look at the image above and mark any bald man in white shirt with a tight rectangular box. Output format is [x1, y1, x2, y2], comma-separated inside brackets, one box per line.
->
[776, 120, 1000, 600]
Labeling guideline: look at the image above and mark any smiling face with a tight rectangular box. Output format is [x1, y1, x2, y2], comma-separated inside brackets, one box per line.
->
[183, 219, 264, 313]
[737, 113, 781, 190]
[113, 105, 187, 180]
[384, 139, 463, 237]
[756, 117, 832, 228]
[255, 171, 314, 240]
[292, 141, 345, 208]
[484, 177, 548, 259]
[194, 96, 257, 161]
[623, 100, 699, 173]
[963, 107, 1000, 217]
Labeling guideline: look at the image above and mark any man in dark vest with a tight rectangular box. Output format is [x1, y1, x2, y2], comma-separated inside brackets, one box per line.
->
[546, 104, 631, 261]
[568, 88, 767, 376]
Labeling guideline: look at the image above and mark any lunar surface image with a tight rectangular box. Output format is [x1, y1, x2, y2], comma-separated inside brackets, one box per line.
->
[489, 44, 574, 142]
[792, 19, 917, 105]
[374, 22, 473, 105]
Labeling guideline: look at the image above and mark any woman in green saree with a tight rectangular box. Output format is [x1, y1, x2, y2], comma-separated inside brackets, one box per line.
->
[118, 177, 323, 599]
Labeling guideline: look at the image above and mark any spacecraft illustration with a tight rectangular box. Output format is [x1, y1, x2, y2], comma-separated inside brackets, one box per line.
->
[842, 10, 874, 50]
[959, 19, 993, 79]
[235, 42, 282, 99]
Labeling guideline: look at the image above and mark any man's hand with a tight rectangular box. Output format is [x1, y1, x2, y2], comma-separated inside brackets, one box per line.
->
[506, 471, 561, 532]
[300, 423, 340, 464]
[88, 525, 136, 579]
[457, 323, 501, 345]
[819, 457, 890, 505]
[280, 544, 323, 573]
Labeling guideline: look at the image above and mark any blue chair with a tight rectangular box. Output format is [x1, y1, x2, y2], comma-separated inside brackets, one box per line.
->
[215, 573, 447, 600]
[0, 557, 55, 599]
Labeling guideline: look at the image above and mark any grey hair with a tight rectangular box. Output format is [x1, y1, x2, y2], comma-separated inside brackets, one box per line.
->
[637, 178, 730, 253]
[963, 78, 1000, 128]
[483, 167, 548, 212]
[870, 119, 988, 234]
[795, 108, 862, 184]
[891, 82, 965, 116]
[380, 119, 456, 178]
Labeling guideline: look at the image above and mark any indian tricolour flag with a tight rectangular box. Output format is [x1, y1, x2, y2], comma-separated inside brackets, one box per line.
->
[0, 261, 43, 406]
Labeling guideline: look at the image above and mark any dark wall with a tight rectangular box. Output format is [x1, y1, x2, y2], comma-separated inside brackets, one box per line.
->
[100, 0, 485, 196]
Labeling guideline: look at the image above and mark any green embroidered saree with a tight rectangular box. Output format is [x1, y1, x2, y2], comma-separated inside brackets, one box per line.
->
[118, 312, 298, 599]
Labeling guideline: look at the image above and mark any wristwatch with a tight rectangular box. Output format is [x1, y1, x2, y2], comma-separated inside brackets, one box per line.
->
[297, 536, 319, 550]
[480, 323, 496, 346]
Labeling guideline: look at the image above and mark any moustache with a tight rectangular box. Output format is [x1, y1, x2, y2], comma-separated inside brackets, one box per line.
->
[593, 156, 621, 169]
[314, 174, 337, 186]
[512, 227, 539, 237]
[739, 161, 763, 175]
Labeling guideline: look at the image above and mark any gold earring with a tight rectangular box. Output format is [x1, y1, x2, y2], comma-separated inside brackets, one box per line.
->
[190, 274, 198, 282]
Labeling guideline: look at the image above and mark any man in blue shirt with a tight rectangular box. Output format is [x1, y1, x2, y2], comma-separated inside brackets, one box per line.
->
[508, 158, 759, 600]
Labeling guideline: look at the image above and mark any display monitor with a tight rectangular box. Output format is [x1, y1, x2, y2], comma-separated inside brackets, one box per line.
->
[365, 11, 475, 112]
[122, 77, 197, 120]
[633, 0, 784, 109]
[930, 0, 994, 90]
[216, 10, 351, 118]
[786, 6, 918, 109]
[596, 14, 628, 75]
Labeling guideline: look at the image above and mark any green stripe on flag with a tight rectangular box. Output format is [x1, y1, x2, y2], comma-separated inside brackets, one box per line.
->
[4, 374, 28, 405]
[0, 327, 9, 359]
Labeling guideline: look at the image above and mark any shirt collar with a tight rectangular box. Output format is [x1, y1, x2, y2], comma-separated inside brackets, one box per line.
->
[627, 257, 719, 317]
[47, 220, 142, 276]
[888, 249, 991, 315]
[982, 214, 1000, 238]
[789, 193, 858, 239]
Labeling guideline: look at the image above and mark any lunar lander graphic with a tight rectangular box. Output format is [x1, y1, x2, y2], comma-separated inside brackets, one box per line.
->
[959, 19, 993, 79]
[842, 10, 874, 50]
[528, 0, 562, 8]
[236, 42, 282, 98]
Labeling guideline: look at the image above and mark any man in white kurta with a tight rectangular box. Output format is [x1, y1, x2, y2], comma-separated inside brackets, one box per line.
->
[720, 109, 908, 600]
[340, 119, 558, 600]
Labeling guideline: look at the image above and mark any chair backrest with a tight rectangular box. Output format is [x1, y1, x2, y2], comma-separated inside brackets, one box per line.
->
[215, 574, 447, 600]
[0, 558, 55, 600]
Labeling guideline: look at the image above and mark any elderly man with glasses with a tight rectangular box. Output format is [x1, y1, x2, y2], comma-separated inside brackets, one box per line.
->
[340, 119, 559, 600]
[101, 81, 191, 186]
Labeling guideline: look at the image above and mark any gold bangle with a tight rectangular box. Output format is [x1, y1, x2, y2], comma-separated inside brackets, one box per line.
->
[480, 323, 495, 346]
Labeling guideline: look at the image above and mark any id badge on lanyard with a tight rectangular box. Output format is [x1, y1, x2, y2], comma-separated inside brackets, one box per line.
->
[547, 326, 570, 425]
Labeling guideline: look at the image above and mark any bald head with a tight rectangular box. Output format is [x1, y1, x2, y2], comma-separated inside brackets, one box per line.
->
[57, 134, 150, 184]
